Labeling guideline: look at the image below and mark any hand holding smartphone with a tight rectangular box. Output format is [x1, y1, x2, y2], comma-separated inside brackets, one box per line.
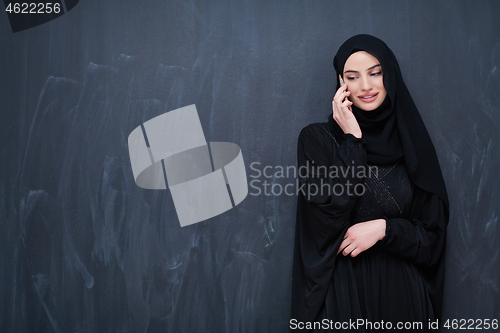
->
[332, 76, 359, 137]
[339, 74, 351, 110]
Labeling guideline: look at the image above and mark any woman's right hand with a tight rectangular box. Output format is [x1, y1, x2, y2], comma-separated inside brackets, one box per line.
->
[332, 83, 362, 138]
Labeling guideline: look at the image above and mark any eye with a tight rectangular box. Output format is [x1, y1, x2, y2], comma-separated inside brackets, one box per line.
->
[370, 71, 382, 76]
[346, 76, 358, 80]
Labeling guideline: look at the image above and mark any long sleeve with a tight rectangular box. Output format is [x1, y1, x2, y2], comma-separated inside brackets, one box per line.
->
[297, 125, 367, 249]
[379, 185, 448, 267]
[292, 123, 367, 325]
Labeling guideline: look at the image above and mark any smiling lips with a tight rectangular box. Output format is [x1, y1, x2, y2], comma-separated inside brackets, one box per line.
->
[358, 92, 379, 103]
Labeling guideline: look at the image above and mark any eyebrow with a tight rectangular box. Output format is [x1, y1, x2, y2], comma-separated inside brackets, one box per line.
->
[344, 64, 381, 74]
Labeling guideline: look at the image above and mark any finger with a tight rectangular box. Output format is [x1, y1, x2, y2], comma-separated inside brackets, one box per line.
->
[341, 100, 353, 110]
[350, 248, 360, 257]
[337, 242, 346, 255]
[335, 90, 350, 104]
[342, 244, 353, 256]
[332, 100, 347, 117]
[333, 98, 350, 114]
[338, 82, 349, 100]
[333, 84, 348, 102]
[337, 241, 350, 255]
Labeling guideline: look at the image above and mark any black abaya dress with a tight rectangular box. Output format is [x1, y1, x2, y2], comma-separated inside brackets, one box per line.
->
[291, 118, 448, 332]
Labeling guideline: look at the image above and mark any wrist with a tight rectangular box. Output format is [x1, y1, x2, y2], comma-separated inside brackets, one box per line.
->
[378, 218, 387, 240]
[344, 128, 362, 138]
[351, 130, 362, 139]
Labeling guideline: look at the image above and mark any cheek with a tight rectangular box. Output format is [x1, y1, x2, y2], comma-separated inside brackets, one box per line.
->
[377, 78, 386, 92]
[378, 85, 387, 96]
[348, 83, 359, 95]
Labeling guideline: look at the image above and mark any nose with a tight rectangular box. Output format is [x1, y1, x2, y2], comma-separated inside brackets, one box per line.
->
[360, 76, 373, 91]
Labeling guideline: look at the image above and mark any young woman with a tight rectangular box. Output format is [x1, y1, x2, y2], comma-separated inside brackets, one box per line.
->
[291, 35, 449, 332]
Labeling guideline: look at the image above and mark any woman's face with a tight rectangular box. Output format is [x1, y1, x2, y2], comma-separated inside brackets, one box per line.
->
[343, 51, 387, 111]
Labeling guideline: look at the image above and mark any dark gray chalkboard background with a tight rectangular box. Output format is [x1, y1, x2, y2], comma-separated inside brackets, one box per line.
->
[1, 1, 499, 332]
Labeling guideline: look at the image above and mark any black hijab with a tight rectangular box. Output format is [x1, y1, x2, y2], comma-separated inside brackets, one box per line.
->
[331, 34, 449, 209]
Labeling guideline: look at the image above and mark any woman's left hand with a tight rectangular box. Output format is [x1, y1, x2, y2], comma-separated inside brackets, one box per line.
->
[337, 219, 386, 257]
